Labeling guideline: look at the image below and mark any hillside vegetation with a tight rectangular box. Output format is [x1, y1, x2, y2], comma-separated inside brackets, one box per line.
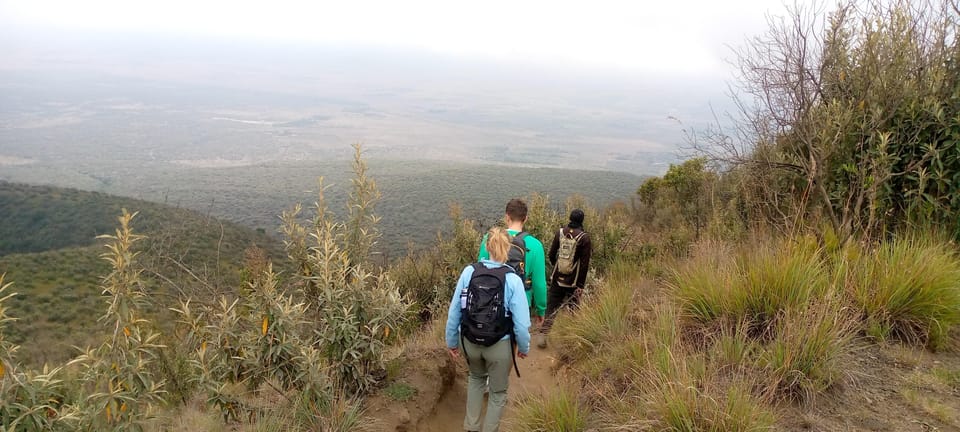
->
[507, 0, 960, 430]
[0, 141, 643, 430]
[499, 233, 960, 431]
[0, 182, 285, 366]
[0, 183, 183, 255]
[3, 0, 960, 431]
[0, 159, 642, 256]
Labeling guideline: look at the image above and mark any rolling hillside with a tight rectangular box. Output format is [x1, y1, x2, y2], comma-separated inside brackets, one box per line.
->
[0, 159, 645, 256]
[0, 182, 286, 365]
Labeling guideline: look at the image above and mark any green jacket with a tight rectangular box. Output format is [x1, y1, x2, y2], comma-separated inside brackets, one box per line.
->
[478, 229, 547, 317]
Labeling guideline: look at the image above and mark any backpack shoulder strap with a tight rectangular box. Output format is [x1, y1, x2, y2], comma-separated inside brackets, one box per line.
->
[573, 230, 586, 242]
[464, 262, 486, 293]
[468, 262, 486, 279]
[513, 231, 529, 244]
[510, 333, 521, 378]
[472, 262, 510, 280]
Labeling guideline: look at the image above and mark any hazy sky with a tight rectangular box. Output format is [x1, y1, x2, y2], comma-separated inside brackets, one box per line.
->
[1, 0, 782, 77]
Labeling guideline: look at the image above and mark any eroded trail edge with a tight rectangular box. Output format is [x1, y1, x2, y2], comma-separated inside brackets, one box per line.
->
[368, 345, 562, 431]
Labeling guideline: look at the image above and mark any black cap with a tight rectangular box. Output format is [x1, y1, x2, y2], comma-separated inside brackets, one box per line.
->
[569, 209, 584, 228]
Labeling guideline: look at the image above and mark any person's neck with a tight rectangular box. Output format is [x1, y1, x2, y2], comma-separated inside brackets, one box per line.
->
[506, 222, 524, 231]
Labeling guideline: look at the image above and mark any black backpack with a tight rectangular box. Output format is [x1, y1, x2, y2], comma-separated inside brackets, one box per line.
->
[460, 263, 521, 376]
[506, 232, 530, 289]
[461, 263, 513, 346]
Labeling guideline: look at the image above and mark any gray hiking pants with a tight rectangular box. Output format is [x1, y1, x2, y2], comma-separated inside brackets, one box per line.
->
[462, 338, 513, 432]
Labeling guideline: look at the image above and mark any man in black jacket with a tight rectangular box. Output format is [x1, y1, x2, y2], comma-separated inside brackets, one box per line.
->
[536, 209, 592, 349]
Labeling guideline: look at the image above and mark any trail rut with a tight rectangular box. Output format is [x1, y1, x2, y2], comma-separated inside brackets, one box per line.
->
[417, 345, 561, 432]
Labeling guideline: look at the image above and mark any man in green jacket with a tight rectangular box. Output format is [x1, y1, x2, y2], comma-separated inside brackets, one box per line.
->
[478, 198, 547, 326]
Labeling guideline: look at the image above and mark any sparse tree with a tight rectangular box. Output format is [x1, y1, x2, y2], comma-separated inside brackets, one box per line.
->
[637, 158, 717, 240]
[694, 0, 960, 243]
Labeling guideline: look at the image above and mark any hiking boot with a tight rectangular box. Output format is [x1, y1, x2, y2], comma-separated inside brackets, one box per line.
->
[536, 333, 548, 349]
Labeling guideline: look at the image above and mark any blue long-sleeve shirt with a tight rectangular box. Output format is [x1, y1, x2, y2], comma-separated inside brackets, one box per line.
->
[445, 260, 531, 355]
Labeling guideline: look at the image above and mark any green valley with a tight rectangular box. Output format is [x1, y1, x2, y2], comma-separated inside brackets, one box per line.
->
[0, 182, 286, 365]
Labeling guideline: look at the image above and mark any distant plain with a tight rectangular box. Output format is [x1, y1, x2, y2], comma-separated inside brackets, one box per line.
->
[0, 34, 723, 250]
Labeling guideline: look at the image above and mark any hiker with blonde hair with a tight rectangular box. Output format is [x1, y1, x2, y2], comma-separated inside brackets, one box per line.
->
[446, 226, 531, 432]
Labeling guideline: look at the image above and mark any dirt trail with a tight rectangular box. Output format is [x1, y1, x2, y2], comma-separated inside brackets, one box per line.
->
[418, 345, 561, 432]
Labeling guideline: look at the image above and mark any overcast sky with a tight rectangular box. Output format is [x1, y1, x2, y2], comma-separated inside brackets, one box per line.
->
[1, 0, 784, 77]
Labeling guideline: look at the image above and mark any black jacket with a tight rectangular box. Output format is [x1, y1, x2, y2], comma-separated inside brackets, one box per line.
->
[548, 225, 592, 289]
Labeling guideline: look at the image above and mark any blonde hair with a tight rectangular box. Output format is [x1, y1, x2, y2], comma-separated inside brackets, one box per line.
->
[486, 226, 511, 263]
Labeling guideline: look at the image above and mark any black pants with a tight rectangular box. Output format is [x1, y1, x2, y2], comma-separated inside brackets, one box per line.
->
[540, 284, 580, 334]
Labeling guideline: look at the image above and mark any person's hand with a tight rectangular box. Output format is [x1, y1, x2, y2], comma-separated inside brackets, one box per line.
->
[574, 288, 584, 298]
[448, 348, 460, 359]
[535, 315, 545, 326]
[518, 351, 528, 359]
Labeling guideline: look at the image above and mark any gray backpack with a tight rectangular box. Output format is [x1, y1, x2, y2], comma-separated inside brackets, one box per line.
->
[555, 228, 585, 275]
[505, 232, 529, 289]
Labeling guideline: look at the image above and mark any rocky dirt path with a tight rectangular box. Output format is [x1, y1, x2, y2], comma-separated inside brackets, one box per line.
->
[417, 344, 561, 432]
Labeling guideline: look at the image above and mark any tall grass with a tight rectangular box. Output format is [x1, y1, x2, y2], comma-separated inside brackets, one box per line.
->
[640, 320, 774, 432]
[294, 392, 372, 432]
[734, 241, 827, 327]
[532, 231, 960, 430]
[648, 236, 865, 410]
[757, 300, 857, 402]
[842, 235, 960, 349]
[669, 241, 736, 323]
[708, 321, 759, 371]
[552, 259, 636, 362]
[509, 385, 590, 432]
[672, 239, 828, 335]
[651, 378, 773, 432]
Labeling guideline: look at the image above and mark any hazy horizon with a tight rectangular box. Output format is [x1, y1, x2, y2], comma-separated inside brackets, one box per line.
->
[0, 1, 797, 178]
[0, 0, 777, 73]
[0, 28, 743, 174]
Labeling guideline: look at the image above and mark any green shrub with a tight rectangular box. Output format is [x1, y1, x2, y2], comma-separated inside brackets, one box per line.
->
[69, 210, 166, 431]
[522, 192, 565, 247]
[390, 203, 480, 322]
[843, 235, 960, 349]
[0, 363, 78, 430]
[383, 382, 417, 402]
[174, 265, 332, 423]
[1, 274, 81, 430]
[154, 337, 198, 405]
[575, 197, 638, 274]
[522, 193, 641, 276]
[280, 145, 409, 395]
